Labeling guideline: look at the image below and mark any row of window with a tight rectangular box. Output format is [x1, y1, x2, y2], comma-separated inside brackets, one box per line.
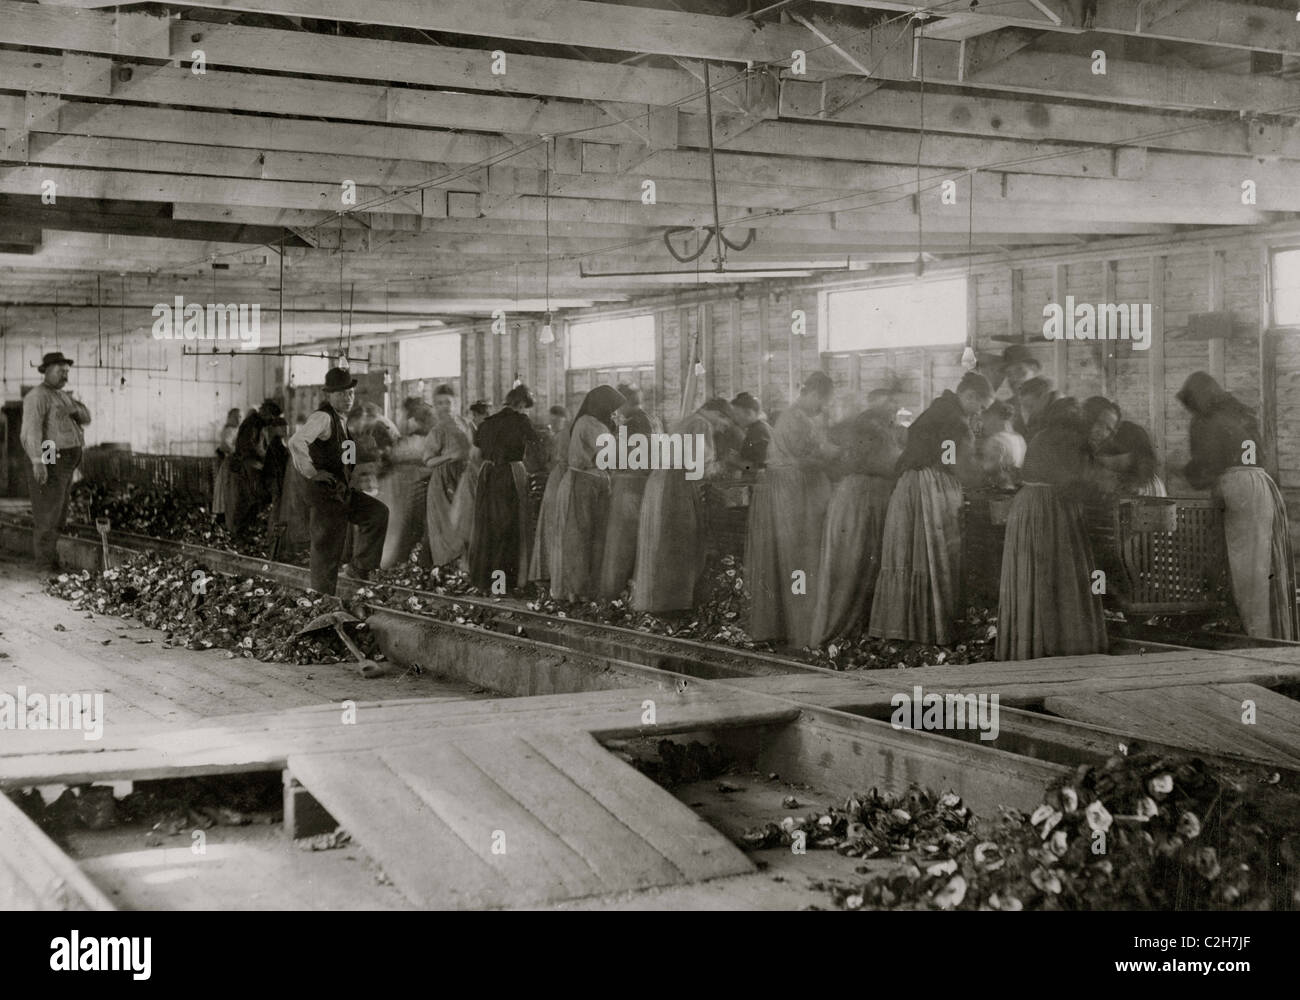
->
[291, 252, 1300, 386]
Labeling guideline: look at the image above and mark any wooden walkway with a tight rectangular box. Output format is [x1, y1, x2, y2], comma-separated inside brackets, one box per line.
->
[289, 731, 753, 909]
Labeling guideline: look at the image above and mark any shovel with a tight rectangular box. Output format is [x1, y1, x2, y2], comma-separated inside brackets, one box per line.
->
[94, 517, 112, 571]
[293, 609, 389, 678]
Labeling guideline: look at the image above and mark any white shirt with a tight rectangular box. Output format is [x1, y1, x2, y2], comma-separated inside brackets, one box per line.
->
[287, 408, 349, 479]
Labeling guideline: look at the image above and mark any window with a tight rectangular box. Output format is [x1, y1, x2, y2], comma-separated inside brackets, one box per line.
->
[399, 333, 462, 380]
[1272, 248, 1300, 327]
[823, 276, 967, 352]
[567, 315, 656, 369]
[287, 355, 329, 387]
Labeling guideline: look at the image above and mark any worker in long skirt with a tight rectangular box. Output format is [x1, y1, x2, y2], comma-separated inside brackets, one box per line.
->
[468, 385, 543, 593]
[631, 398, 736, 613]
[262, 415, 289, 519]
[598, 385, 656, 599]
[869, 371, 993, 646]
[20, 351, 91, 573]
[549, 385, 626, 601]
[996, 397, 1109, 660]
[528, 405, 570, 583]
[212, 408, 240, 520]
[747, 371, 839, 649]
[1178, 371, 1298, 639]
[288, 368, 389, 595]
[224, 400, 279, 538]
[449, 400, 491, 555]
[1083, 397, 1166, 497]
[421, 384, 474, 567]
[809, 404, 902, 647]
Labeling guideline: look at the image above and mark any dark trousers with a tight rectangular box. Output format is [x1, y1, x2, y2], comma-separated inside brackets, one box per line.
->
[307, 483, 389, 595]
[30, 445, 81, 571]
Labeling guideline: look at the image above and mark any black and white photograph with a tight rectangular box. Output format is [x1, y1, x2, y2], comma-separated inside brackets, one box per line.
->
[0, 0, 1297, 950]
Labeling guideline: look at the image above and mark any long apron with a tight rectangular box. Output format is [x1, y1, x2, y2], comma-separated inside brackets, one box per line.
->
[809, 473, 894, 647]
[630, 469, 704, 613]
[867, 467, 964, 646]
[599, 470, 650, 600]
[995, 483, 1107, 660]
[468, 459, 530, 592]
[746, 464, 831, 648]
[1217, 466, 1299, 639]
[549, 468, 611, 602]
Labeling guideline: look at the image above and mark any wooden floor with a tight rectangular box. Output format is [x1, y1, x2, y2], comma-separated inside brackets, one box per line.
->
[7, 542, 1300, 909]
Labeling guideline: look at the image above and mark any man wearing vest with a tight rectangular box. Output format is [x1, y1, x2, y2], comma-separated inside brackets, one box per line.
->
[288, 368, 389, 595]
[21, 352, 92, 573]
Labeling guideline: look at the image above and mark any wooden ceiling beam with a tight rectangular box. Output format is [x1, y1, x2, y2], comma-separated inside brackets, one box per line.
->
[822, 0, 1300, 58]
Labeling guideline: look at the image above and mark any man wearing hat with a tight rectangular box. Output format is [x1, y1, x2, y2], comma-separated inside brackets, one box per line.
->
[287, 368, 389, 595]
[998, 345, 1042, 438]
[20, 352, 92, 572]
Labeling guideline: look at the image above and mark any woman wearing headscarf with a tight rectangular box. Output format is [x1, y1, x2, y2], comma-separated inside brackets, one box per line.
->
[1178, 371, 1297, 639]
[869, 372, 993, 646]
[550, 384, 626, 601]
[423, 384, 474, 566]
[528, 406, 570, 583]
[598, 385, 656, 599]
[810, 406, 902, 647]
[468, 385, 543, 593]
[747, 372, 839, 649]
[996, 397, 1109, 660]
[631, 398, 735, 613]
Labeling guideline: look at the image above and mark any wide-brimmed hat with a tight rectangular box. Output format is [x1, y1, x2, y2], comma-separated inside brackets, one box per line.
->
[323, 367, 357, 392]
[38, 351, 74, 372]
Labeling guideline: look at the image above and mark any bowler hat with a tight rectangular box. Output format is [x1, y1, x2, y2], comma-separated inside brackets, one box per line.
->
[37, 351, 74, 372]
[323, 367, 357, 392]
[1000, 344, 1040, 369]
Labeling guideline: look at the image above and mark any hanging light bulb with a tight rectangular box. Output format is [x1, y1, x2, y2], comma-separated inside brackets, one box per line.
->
[694, 360, 706, 376]
[539, 312, 555, 345]
[961, 346, 977, 370]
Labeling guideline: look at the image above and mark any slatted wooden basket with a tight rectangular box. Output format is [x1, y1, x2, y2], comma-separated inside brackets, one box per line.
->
[1112, 497, 1226, 614]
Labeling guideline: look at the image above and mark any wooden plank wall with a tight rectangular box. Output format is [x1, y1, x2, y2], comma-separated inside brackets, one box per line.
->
[0, 330, 278, 455]
[968, 246, 1265, 500]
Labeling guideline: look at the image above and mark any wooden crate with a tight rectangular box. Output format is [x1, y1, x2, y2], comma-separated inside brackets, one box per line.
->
[1112, 497, 1227, 614]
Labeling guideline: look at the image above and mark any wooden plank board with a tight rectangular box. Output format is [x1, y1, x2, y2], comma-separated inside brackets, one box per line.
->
[1044, 687, 1300, 768]
[0, 792, 116, 910]
[285, 749, 504, 909]
[288, 731, 751, 908]
[0, 687, 799, 788]
[1212, 683, 1300, 744]
[525, 729, 753, 882]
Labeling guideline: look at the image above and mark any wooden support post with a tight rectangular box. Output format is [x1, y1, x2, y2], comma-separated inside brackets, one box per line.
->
[654, 309, 665, 425]
[1259, 245, 1279, 480]
[966, 271, 978, 349]
[1208, 249, 1226, 384]
[700, 302, 711, 398]
[729, 296, 741, 398]
[1052, 264, 1068, 392]
[1149, 255, 1167, 483]
[475, 326, 486, 404]
[1009, 267, 1023, 343]
[283, 773, 339, 839]
[784, 293, 796, 410]
[1102, 258, 1117, 398]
